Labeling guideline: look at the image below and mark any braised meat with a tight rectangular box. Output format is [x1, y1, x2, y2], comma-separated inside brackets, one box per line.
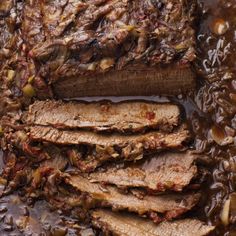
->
[92, 210, 215, 236]
[19, 0, 197, 98]
[52, 67, 196, 98]
[26, 100, 180, 133]
[28, 124, 189, 171]
[1, 0, 234, 235]
[44, 172, 200, 222]
[29, 124, 189, 148]
[89, 151, 198, 192]
[3, 101, 189, 172]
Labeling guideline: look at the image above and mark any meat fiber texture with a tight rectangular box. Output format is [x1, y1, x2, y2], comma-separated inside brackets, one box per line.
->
[18, 0, 197, 98]
[92, 210, 215, 236]
[21, 100, 189, 171]
[28, 124, 190, 171]
[26, 100, 180, 133]
[89, 151, 198, 192]
[4, 101, 189, 172]
[43, 171, 200, 223]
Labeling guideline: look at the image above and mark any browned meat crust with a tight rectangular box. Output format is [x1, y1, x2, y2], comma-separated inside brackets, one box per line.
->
[26, 100, 180, 133]
[27, 0, 196, 72]
[18, 0, 197, 98]
[89, 151, 198, 192]
[52, 66, 196, 98]
[92, 210, 215, 236]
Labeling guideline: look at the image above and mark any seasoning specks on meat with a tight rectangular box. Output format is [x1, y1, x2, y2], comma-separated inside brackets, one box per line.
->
[52, 173, 200, 222]
[26, 100, 180, 133]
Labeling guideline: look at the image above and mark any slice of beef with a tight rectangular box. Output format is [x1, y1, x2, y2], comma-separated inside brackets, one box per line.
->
[21, 0, 196, 98]
[29, 124, 190, 170]
[63, 174, 200, 221]
[26, 100, 180, 133]
[29, 124, 189, 147]
[92, 210, 215, 236]
[89, 151, 197, 192]
[52, 66, 196, 98]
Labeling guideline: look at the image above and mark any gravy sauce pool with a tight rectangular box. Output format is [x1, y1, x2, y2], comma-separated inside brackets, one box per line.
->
[1, 0, 236, 235]
[194, 1, 236, 235]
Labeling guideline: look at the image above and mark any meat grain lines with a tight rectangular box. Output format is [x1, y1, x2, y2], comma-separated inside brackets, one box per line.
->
[42, 171, 200, 223]
[23, 101, 190, 171]
[0, 0, 217, 235]
[1, 100, 215, 234]
[92, 210, 215, 236]
[26, 100, 180, 133]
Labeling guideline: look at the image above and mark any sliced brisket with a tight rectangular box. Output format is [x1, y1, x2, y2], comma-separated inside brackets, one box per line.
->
[64, 174, 200, 221]
[92, 210, 215, 236]
[29, 124, 189, 148]
[89, 151, 197, 192]
[26, 100, 180, 133]
[28, 124, 189, 170]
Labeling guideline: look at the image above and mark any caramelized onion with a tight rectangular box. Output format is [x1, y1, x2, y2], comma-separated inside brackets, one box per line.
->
[210, 18, 229, 35]
[220, 199, 230, 226]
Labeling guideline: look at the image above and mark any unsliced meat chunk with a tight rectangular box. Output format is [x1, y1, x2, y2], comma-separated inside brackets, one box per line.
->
[89, 151, 198, 192]
[64, 174, 200, 221]
[92, 210, 215, 236]
[22, 0, 196, 98]
[26, 100, 180, 133]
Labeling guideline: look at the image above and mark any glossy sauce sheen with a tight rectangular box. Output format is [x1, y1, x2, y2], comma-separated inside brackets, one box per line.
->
[0, 0, 236, 235]
[194, 1, 236, 235]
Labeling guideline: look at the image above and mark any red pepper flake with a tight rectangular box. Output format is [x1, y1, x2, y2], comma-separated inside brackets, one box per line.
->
[101, 104, 110, 112]
[146, 111, 155, 120]
[149, 212, 162, 224]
